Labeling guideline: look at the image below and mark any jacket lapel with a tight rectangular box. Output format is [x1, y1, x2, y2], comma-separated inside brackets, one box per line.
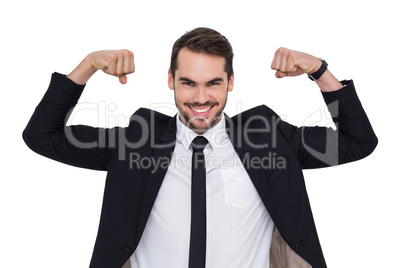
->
[136, 114, 177, 242]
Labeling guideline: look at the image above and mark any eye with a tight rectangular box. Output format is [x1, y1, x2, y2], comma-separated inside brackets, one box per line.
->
[182, 81, 195, 86]
[207, 82, 220, 86]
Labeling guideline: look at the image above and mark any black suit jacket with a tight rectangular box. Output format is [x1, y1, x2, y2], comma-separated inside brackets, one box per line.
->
[23, 73, 378, 268]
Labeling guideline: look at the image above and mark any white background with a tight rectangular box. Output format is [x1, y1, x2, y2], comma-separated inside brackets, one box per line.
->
[1, 0, 401, 267]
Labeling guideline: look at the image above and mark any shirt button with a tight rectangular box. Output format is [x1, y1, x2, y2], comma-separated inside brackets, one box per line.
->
[123, 247, 132, 254]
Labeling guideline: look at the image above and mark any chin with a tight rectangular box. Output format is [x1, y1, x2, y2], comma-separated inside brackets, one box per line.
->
[191, 115, 221, 131]
[192, 120, 212, 130]
[178, 104, 223, 132]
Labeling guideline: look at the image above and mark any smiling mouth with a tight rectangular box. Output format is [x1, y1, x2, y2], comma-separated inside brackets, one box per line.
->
[189, 106, 213, 113]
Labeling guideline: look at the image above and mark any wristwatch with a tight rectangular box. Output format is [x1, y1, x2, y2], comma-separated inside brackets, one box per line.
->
[308, 59, 328, 81]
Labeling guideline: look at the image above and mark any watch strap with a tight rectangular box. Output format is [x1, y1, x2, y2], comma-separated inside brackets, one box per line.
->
[308, 59, 328, 81]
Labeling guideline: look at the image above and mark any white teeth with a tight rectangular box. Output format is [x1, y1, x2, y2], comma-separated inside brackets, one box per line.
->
[191, 106, 211, 113]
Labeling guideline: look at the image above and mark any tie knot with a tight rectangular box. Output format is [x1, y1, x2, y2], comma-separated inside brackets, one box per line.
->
[191, 136, 209, 152]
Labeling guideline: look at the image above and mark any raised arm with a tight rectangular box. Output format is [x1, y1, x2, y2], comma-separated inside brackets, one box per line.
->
[23, 50, 136, 171]
[271, 47, 342, 92]
[270, 47, 378, 168]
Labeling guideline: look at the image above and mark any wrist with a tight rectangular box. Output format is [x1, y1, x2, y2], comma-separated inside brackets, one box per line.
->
[308, 59, 328, 80]
[315, 69, 343, 92]
[86, 52, 101, 71]
[67, 54, 98, 85]
[307, 57, 324, 75]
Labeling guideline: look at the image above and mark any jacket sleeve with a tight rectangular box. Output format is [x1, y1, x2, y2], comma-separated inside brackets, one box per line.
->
[22, 72, 125, 171]
[270, 80, 378, 169]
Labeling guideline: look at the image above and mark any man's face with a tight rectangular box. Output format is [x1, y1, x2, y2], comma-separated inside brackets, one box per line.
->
[168, 48, 234, 134]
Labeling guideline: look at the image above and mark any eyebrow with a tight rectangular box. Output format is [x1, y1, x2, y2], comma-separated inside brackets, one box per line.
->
[178, 77, 224, 85]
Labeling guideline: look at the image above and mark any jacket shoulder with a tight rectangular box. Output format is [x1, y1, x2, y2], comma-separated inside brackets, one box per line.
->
[126, 108, 175, 145]
[127, 108, 173, 131]
[229, 105, 279, 123]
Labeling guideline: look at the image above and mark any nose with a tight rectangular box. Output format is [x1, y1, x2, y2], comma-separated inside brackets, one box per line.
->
[194, 86, 209, 104]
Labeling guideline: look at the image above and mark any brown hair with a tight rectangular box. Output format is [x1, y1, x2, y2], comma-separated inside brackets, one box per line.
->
[170, 27, 234, 80]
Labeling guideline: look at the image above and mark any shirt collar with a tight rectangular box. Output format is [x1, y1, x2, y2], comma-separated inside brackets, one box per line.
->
[176, 113, 228, 151]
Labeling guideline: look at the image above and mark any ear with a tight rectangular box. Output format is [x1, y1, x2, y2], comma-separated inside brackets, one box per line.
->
[168, 68, 174, 90]
[228, 73, 234, 92]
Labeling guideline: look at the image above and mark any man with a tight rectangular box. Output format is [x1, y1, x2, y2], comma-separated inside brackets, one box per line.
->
[23, 27, 378, 268]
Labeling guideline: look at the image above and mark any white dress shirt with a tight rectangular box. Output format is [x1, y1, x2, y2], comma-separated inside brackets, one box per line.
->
[130, 114, 274, 267]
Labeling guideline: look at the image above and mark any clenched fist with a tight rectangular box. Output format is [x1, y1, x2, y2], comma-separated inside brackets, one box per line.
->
[271, 47, 322, 79]
[89, 50, 135, 84]
[67, 49, 135, 85]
